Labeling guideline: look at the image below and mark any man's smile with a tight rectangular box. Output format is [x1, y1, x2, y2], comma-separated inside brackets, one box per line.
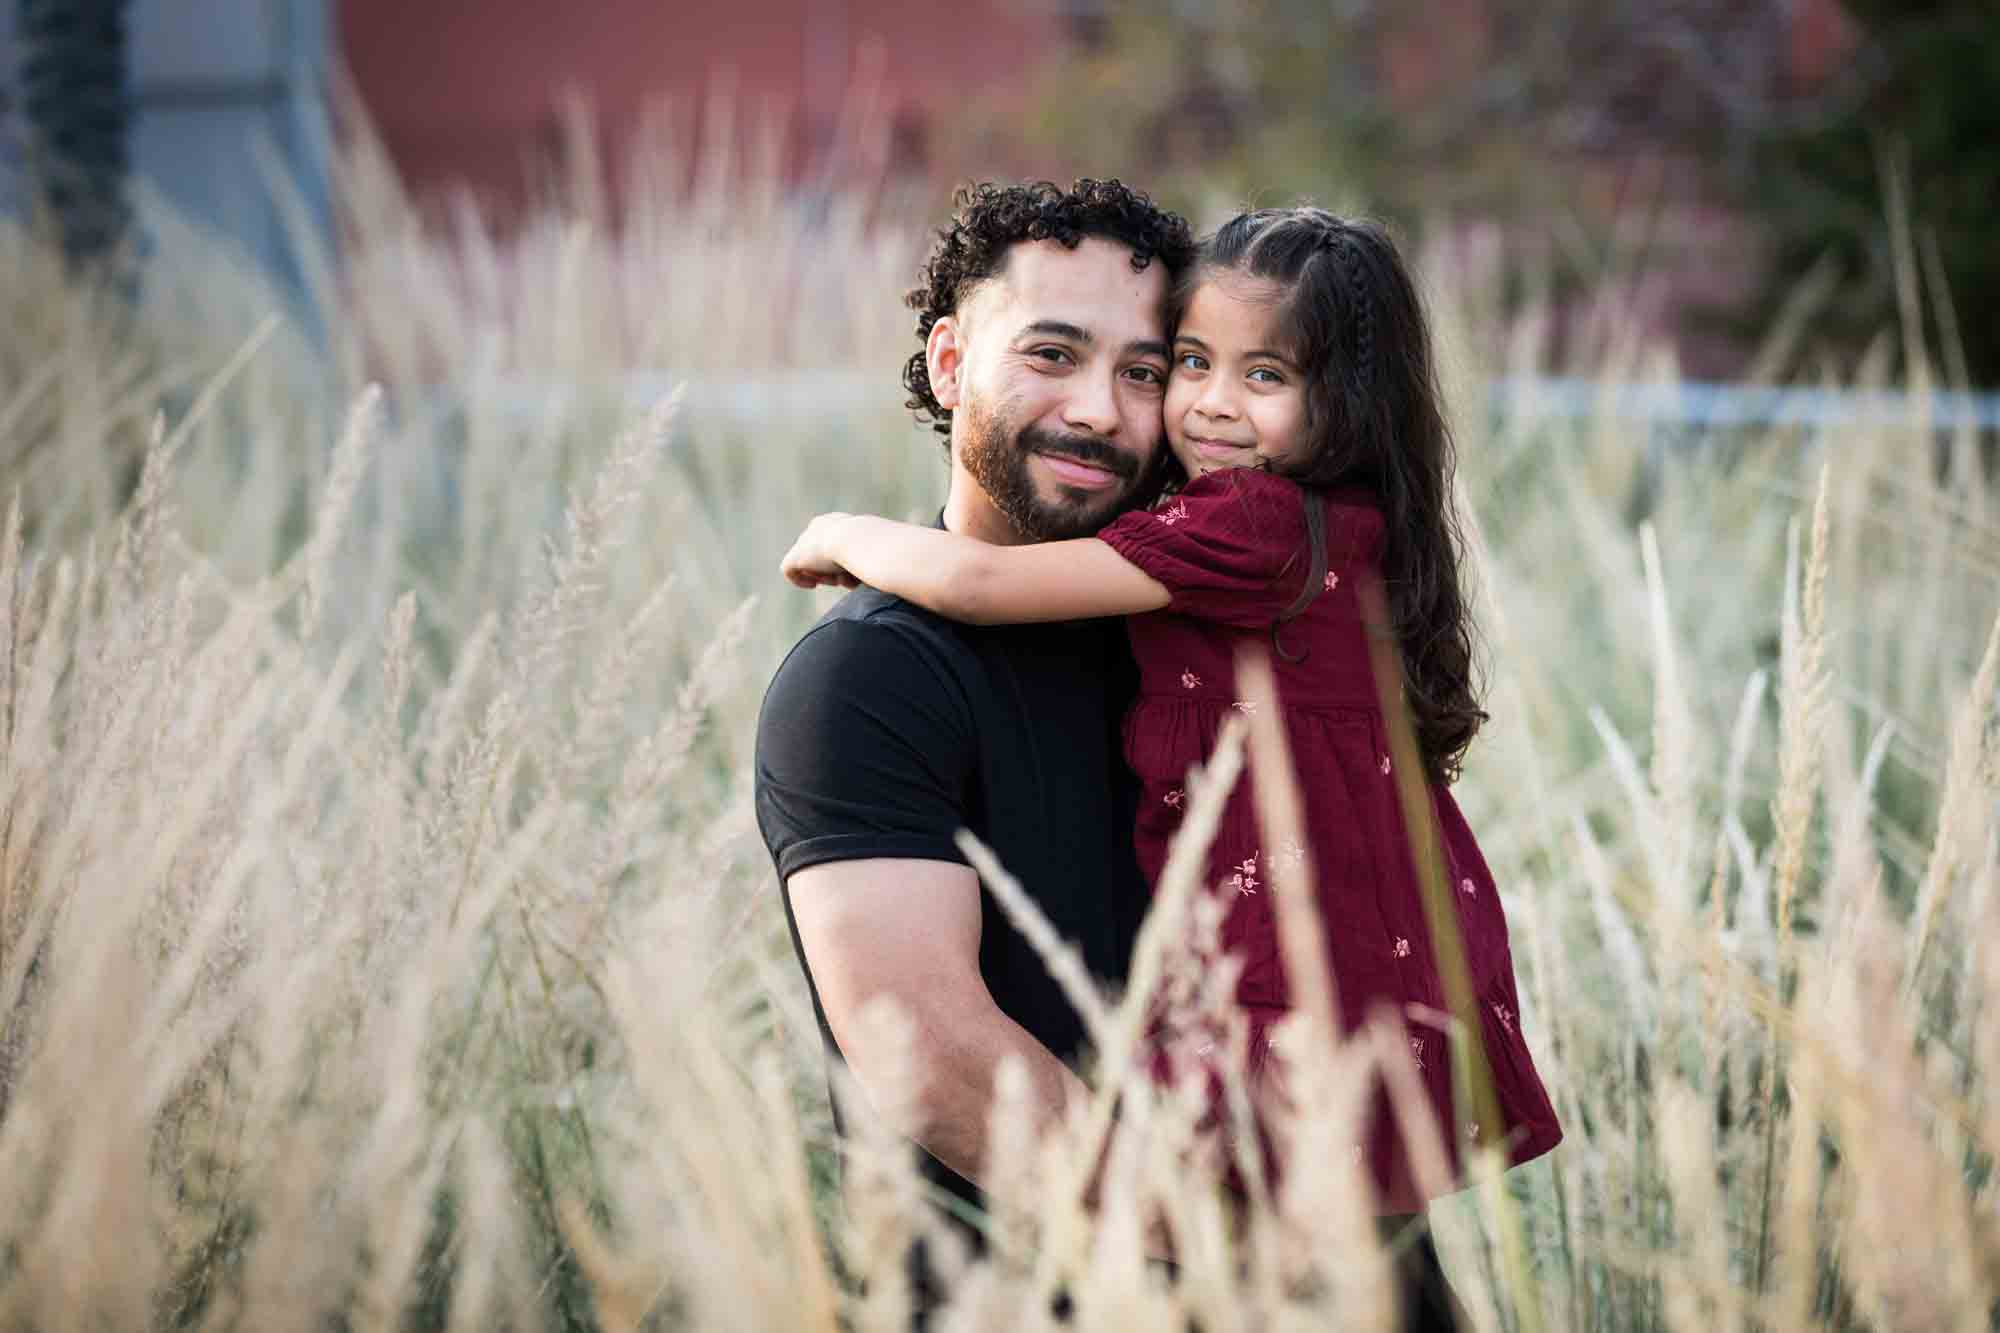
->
[1034, 451, 1123, 490]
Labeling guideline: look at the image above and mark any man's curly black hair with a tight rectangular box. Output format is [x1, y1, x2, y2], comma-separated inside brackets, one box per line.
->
[903, 179, 1196, 442]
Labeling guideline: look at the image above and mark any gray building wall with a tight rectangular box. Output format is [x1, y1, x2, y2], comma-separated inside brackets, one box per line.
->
[0, 0, 330, 302]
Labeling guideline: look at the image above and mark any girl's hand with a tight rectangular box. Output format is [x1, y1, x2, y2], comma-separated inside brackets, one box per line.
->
[781, 513, 862, 590]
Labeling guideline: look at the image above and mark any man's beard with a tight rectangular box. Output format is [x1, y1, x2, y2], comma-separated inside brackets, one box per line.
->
[959, 398, 1158, 541]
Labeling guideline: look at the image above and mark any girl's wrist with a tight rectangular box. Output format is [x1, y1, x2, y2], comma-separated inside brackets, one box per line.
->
[829, 513, 867, 559]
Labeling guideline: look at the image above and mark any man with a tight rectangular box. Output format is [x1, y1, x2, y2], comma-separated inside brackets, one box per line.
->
[754, 179, 1195, 1282]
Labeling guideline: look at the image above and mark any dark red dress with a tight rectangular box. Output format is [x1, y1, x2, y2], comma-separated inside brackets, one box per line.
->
[1097, 467, 1561, 1209]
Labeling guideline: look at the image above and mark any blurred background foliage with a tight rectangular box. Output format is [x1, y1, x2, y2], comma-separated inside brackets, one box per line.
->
[8, 0, 1995, 389]
[1735, 0, 2000, 385]
[1002, 0, 1999, 386]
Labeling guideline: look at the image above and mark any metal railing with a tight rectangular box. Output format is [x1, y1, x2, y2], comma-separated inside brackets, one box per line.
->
[1489, 375, 2000, 431]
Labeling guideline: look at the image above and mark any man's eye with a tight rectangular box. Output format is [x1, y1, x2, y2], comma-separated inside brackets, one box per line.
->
[1032, 347, 1070, 364]
[1126, 365, 1166, 385]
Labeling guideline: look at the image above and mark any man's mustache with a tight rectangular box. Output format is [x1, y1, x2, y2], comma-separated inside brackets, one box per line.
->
[1019, 427, 1140, 482]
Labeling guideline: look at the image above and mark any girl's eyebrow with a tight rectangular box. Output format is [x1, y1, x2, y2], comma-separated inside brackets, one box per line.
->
[1245, 346, 1298, 367]
[1173, 332, 1297, 368]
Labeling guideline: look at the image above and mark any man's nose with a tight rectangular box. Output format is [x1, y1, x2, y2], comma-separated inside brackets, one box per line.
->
[1060, 366, 1121, 438]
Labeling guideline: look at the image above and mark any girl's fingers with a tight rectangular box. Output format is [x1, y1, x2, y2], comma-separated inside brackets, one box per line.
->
[781, 562, 853, 591]
[780, 536, 858, 591]
[781, 547, 821, 587]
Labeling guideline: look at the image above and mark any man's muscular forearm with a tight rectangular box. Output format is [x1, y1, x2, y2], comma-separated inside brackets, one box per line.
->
[893, 995, 1088, 1187]
[787, 857, 1087, 1190]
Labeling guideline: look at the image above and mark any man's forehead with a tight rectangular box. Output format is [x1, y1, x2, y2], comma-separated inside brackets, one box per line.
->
[968, 237, 1168, 338]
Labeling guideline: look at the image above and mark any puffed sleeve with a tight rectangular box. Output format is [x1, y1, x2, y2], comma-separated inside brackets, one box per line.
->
[1096, 469, 1310, 628]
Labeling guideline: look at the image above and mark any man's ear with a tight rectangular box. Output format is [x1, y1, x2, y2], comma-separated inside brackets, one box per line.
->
[926, 315, 966, 411]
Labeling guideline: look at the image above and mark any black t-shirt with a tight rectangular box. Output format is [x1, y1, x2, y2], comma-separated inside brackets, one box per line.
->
[754, 583, 1147, 1219]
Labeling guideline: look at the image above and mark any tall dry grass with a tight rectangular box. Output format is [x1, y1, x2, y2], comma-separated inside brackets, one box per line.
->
[0, 104, 1994, 1330]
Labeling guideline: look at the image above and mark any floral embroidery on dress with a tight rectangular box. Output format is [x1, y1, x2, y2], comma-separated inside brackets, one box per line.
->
[1409, 1036, 1427, 1072]
[1232, 700, 1258, 716]
[1460, 876, 1477, 897]
[1181, 669, 1202, 690]
[1468, 1121, 1480, 1140]
[1379, 754, 1393, 775]
[1159, 500, 1190, 526]
[1393, 937, 1412, 958]
[1224, 854, 1261, 896]
[1492, 1002, 1515, 1035]
[1164, 788, 1184, 809]
[1324, 570, 1340, 592]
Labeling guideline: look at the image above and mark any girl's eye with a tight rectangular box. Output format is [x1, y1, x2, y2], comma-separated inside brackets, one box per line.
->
[1125, 365, 1166, 386]
[1176, 352, 1209, 372]
[1249, 367, 1284, 384]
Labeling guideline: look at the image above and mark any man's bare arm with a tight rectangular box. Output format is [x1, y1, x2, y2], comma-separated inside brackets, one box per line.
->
[786, 856, 1085, 1185]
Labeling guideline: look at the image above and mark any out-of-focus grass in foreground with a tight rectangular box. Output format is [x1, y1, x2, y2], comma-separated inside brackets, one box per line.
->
[0, 114, 1995, 1332]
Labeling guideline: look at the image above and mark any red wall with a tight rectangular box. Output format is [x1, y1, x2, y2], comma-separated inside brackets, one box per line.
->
[337, 0, 1069, 209]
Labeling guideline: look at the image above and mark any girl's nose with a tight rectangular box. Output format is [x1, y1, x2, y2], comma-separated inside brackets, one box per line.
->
[1195, 379, 1239, 421]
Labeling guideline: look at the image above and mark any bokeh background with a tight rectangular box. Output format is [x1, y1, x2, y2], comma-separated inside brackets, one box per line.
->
[1, 4, 1998, 1331]
[8, 0, 1995, 384]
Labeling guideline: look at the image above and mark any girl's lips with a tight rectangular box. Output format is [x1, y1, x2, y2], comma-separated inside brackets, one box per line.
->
[1037, 453, 1121, 490]
[1190, 437, 1250, 459]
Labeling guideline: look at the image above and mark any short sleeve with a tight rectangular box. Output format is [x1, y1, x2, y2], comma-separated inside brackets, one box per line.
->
[1096, 469, 1308, 628]
[754, 614, 976, 881]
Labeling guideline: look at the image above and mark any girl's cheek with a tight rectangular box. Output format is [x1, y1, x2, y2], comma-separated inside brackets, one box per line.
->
[1274, 409, 1310, 463]
[1163, 379, 1196, 438]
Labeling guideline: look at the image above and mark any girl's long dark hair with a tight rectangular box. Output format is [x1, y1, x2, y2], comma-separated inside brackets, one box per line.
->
[1184, 208, 1485, 783]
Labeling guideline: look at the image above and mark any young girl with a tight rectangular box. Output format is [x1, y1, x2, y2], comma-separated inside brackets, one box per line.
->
[783, 209, 1561, 1226]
